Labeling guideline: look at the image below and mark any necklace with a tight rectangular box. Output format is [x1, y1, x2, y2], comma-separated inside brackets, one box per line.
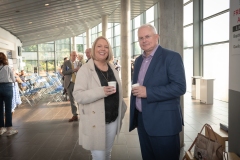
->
[100, 70, 108, 82]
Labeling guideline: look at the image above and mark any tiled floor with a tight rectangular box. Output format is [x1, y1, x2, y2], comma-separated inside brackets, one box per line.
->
[0, 92, 228, 160]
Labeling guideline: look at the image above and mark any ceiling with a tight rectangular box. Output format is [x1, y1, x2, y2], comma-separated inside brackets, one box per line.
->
[0, 0, 159, 47]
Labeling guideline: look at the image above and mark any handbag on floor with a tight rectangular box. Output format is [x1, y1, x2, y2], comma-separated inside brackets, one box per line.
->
[183, 123, 227, 160]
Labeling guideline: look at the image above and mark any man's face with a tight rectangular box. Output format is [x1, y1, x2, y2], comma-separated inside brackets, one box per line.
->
[70, 51, 77, 62]
[85, 49, 91, 59]
[138, 26, 159, 56]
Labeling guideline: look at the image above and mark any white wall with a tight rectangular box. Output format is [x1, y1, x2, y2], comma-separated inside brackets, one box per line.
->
[0, 27, 22, 71]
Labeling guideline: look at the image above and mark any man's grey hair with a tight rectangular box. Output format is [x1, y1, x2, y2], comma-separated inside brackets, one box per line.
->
[139, 23, 158, 34]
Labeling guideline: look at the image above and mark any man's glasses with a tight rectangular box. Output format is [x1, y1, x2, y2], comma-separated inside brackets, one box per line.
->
[138, 35, 154, 42]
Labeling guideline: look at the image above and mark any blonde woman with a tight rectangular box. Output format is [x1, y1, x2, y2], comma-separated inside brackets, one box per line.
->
[77, 52, 85, 66]
[73, 36, 127, 160]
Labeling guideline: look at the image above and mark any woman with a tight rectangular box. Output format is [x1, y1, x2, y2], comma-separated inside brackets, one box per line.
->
[0, 52, 18, 136]
[73, 36, 127, 160]
[77, 52, 85, 66]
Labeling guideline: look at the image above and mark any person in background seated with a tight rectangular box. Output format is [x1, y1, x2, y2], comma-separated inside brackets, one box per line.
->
[18, 70, 26, 82]
[0, 52, 18, 136]
[62, 51, 81, 122]
[85, 48, 92, 63]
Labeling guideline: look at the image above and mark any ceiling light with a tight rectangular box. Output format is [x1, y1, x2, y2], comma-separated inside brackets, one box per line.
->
[102, 6, 104, 8]
[77, 6, 80, 8]
[45, 4, 49, 6]
[29, 22, 32, 24]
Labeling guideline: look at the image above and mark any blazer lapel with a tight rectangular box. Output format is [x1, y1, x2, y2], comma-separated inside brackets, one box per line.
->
[133, 56, 143, 83]
[143, 46, 162, 85]
[88, 59, 101, 86]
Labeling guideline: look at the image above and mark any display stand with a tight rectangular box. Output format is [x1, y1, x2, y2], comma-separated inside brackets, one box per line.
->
[191, 76, 202, 99]
[200, 78, 214, 104]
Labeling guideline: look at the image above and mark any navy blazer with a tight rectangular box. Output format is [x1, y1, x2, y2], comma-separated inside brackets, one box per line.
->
[129, 45, 186, 136]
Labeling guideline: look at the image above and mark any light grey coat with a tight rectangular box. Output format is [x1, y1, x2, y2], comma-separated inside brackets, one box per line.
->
[73, 59, 127, 150]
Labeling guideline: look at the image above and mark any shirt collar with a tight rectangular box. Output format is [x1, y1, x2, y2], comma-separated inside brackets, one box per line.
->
[142, 45, 159, 58]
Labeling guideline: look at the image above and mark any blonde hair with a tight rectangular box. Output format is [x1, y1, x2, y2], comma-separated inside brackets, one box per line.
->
[91, 36, 113, 63]
[78, 52, 85, 64]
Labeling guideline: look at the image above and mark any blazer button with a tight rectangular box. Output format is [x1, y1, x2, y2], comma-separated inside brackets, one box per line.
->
[92, 125, 96, 128]
[92, 111, 95, 114]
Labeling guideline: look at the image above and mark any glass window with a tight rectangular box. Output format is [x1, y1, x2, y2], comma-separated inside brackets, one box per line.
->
[108, 23, 112, 28]
[107, 27, 112, 38]
[134, 15, 141, 28]
[203, 12, 229, 44]
[184, 25, 193, 48]
[39, 52, 55, 60]
[114, 36, 120, 46]
[98, 23, 102, 32]
[134, 29, 138, 42]
[76, 36, 83, 44]
[184, 0, 190, 3]
[203, 0, 229, 18]
[183, 48, 193, 92]
[114, 25, 120, 36]
[91, 26, 97, 34]
[23, 60, 37, 73]
[23, 45, 37, 52]
[38, 43, 54, 52]
[133, 42, 141, 57]
[114, 46, 120, 59]
[203, 43, 229, 102]
[184, 2, 193, 26]
[22, 52, 37, 60]
[146, 6, 154, 23]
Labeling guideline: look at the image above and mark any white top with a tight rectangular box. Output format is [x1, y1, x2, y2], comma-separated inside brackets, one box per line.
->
[0, 65, 15, 83]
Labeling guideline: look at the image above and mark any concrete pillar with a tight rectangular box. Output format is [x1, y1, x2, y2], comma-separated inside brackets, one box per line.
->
[158, 0, 184, 147]
[72, 36, 76, 51]
[120, 0, 131, 98]
[86, 28, 91, 48]
[102, 15, 108, 38]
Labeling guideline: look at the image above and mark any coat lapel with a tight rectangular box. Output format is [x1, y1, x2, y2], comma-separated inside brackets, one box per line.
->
[133, 56, 143, 84]
[143, 46, 162, 85]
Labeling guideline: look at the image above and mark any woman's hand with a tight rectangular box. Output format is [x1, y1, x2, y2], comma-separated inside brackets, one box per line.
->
[104, 86, 116, 96]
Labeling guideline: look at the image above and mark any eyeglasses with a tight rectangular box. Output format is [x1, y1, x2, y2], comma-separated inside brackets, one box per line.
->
[138, 35, 154, 42]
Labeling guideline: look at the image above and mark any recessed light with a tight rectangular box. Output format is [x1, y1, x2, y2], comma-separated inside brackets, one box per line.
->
[29, 22, 32, 24]
[77, 6, 80, 8]
[45, 4, 49, 6]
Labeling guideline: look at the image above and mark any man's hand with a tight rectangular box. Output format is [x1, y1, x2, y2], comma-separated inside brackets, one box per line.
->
[132, 86, 147, 98]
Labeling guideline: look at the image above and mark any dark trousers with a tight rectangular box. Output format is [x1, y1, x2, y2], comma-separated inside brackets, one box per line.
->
[0, 83, 13, 127]
[137, 112, 180, 160]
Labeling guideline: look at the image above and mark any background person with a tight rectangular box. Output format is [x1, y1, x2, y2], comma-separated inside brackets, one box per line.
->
[77, 52, 85, 66]
[129, 24, 186, 160]
[0, 52, 18, 136]
[62, 51, 81, 122]
[73, 36, 127, 160]
[85, 48, 92, 63]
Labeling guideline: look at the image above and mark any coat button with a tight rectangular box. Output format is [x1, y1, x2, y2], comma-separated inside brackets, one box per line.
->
[93, 125, 95, 128]
[92, 111, 95, 114]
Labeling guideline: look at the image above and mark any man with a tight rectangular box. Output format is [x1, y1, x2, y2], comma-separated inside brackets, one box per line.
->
[129, 24, 186, 160]
[85, 48, 91, 63]
[60, 57, 68, 96]
[62, 51, 81, 122]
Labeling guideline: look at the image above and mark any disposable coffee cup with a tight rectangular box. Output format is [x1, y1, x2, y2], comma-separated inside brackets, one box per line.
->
[108, 81, 116, 88]
[132, 83, 140, 88]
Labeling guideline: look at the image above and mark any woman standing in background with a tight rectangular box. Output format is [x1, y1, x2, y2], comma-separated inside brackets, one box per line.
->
[0, 52, 18, 136]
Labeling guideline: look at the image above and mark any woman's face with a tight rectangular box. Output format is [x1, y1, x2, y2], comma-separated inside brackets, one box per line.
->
[94, 38, 109, 62]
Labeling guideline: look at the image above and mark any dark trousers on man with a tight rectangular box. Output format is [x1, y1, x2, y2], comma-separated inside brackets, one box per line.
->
[137, 112, 180, 160]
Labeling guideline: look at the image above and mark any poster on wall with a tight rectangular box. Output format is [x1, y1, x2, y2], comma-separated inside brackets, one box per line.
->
[230, 0, 240, 55]
[7, 50, 12, 58]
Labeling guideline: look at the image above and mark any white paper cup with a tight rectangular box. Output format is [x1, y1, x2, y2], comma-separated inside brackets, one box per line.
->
[108, 81, 116, 88]
[132, 83, 140, 88]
